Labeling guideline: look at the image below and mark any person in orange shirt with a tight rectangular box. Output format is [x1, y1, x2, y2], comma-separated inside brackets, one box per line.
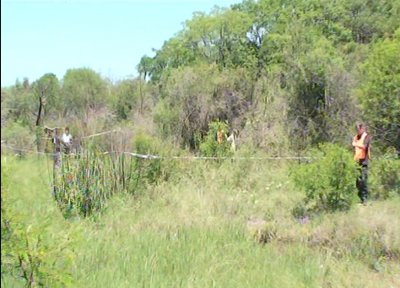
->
[216, 128, 226, 145]
[352, 122, 371, 205]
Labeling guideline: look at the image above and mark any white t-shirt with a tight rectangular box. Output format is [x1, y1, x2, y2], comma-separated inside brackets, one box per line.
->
[227, 133, 236, 151]
[62, 133, 72, 144]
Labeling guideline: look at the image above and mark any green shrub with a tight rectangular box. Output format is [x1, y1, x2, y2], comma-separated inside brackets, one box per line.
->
[292, 143, 359, 212]
[153, 99, 180, 141]
[1, 121, 35, 154]
[132, 132, 180, 186]
[370, 149, 400, 199]
[133, 133, 163, 189]
[199, 120, 232, 158]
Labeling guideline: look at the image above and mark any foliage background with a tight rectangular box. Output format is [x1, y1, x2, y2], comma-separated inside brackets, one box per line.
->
[1, 0, 400, 286]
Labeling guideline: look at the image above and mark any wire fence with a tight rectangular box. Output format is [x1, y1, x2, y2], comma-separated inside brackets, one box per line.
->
[2, 127, 398, 161]
[2, 131, 397, 218]
[1, 142, 313, 161]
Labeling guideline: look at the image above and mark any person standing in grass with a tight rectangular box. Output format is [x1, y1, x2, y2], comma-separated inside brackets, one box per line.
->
[227, 129, 239, 152]
[352, 122, 371, 205]
[62, 127, 73, 154]
[217, 127, 226, 145]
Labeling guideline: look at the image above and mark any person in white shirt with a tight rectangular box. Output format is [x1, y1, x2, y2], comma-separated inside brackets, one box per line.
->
[62, 127, 73, 154]
[227, 129, 239, 152]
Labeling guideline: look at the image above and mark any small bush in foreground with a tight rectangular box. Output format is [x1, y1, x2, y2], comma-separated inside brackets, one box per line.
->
[292, 143, 358, 212]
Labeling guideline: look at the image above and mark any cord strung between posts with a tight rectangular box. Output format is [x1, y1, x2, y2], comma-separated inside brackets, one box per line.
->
[0, 141, 313, 160]
[108, 151, 313, 161]
[4, 141, 395, 161]
[81, 129, 121, 139]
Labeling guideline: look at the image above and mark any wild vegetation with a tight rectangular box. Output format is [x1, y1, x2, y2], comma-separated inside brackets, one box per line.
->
[2, 155, 399, 287]
[1, 0, 400, 286]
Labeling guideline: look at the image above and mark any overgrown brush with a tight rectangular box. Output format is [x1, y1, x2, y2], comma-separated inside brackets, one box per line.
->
[370, 148, 400, 199]
[3, 152, 400, 287]
[291, 143, 359, 212]
[54, 133, 178, 218]
[246, 198, 400, 275]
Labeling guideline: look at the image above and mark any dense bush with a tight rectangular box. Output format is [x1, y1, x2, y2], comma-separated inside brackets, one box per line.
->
[356, 29, 400, 153]
[292, 143, 359, 212]
[133, 133, 169, 186]
[199, 120, 232, 158]
[153, 64, 250, 149]
[370, 149, 400, 199]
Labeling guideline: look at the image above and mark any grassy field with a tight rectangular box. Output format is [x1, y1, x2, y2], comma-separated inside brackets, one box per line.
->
[1, 155, 399, 287]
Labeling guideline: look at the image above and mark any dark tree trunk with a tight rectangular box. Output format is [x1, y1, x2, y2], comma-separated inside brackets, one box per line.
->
[36, 96, 43, 126]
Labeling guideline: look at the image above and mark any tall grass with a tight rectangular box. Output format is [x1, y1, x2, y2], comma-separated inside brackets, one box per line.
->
[54, 134, 178, 218]
[2, 154, 399, 287]
[1, 156, 76, 287]
[55, 149, 166, 218]
[55, 151, 132, 217]
[73, 225, 324, 288]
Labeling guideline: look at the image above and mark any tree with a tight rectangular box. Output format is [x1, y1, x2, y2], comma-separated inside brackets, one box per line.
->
[145, 34, 196, 82]
[32, 73, 60, 126]
[340, 0, 400, 43]
[137, 55, 154, 81]
[31, 73, 60, 152]
[154, 63, 251, 149]
[356, 29, 400, 153]
[137, 56, 155, 113]
[183, 8, 254, 69]
[113, 79, 140, 120]
[5, 81, 35, 127]
[62, 68, 109, 118]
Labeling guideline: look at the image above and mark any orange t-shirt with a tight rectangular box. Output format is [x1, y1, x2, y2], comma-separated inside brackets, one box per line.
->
[217, 131, 224, 144]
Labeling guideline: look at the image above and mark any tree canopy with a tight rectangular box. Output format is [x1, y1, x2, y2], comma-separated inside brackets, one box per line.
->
[2, 0, 399, 154]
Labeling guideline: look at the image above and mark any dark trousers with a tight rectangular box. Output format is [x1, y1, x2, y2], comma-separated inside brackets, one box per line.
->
[356, 163, 368, 203]
[63, 143, 71, 154]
